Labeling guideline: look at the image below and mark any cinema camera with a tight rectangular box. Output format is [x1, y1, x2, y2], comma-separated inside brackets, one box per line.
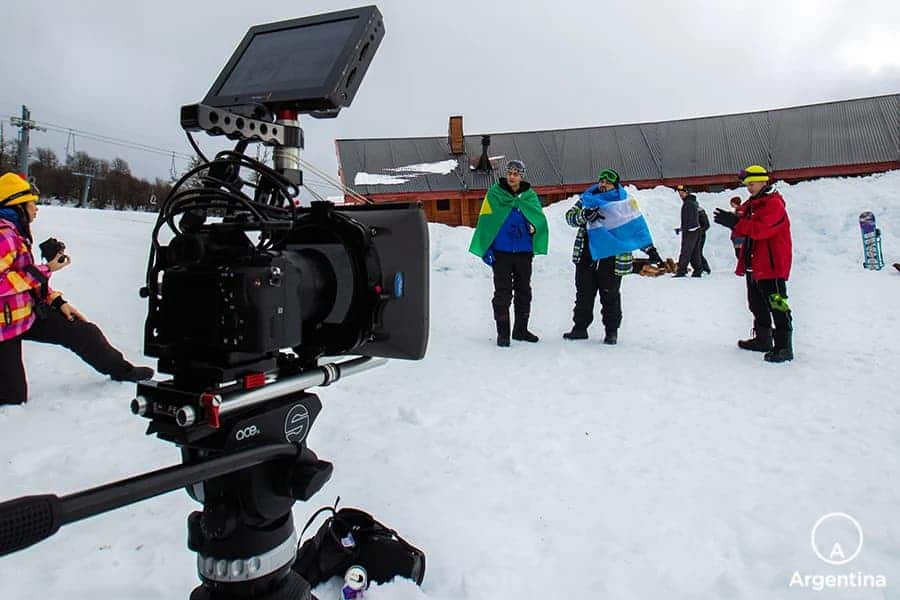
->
[0, 6, 429, 600]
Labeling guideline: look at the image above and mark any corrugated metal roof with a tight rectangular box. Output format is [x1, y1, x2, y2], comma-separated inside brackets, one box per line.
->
[337, 94, 900, 196]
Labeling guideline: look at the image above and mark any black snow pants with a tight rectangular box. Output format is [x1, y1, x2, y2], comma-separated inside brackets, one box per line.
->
[571, 254, 622, 333]
[677, 229, 704, 274]
[0, 310, 135, 405]
[746, 275, 793, 339]
[491, 250, 534, 325]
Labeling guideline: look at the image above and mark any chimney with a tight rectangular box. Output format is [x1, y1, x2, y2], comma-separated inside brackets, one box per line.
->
[448, 115, 464, 154]
[474, 135, 491, 172]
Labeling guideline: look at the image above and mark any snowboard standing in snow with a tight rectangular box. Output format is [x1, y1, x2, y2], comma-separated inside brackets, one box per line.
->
[859, 211, 884, 270]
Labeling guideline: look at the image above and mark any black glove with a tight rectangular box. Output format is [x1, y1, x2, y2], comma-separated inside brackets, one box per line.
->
[713, 208, 739, 229]
[645, 246, 664, 266]
[583, 207, 604, 223]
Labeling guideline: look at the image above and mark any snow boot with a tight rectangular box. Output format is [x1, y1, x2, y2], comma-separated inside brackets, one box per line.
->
[764, 330, 793, 363]
[563, 327, 588, 340]
[496, 313, 511, 347]
[603, 329, 618, 345]
[512, 312, 539, 343]
[737, 328, 773, 352]
[672, 271, 688, 278]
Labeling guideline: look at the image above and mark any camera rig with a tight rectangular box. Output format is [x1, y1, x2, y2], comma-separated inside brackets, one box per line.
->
[0, 6, 430, 600]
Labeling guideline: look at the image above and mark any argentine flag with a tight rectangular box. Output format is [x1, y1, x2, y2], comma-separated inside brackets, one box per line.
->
[581, 184, 654, 260]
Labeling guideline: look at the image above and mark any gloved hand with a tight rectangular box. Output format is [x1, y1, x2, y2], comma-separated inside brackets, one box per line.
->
[713, 208, 739, 229]
[645, 246, 664, 267]
[583, 207, 604, 223]
[482, 249, 495, 267]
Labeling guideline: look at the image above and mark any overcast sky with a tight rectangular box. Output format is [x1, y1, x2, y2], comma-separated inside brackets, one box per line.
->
[3, 0, 898, 194]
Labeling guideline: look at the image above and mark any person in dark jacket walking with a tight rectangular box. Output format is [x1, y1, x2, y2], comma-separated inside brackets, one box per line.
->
[673, 185, 704, 277]
[713, 165, 794, 363]
[697, 204, 712, 274]
[0, 173, 154, 405]
[468, 160, 549, 347]
[562, 168, 663, 345]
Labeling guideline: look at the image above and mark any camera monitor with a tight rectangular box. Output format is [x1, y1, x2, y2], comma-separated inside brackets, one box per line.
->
[203, 5, 384, 116]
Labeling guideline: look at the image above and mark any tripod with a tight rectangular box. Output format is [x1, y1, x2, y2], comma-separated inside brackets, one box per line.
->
[183, 390, 327, 600]
[0, 357, 386, 599]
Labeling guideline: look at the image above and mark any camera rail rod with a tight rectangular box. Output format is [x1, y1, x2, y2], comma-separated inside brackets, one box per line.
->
[214, 356, 389, 418]
[148, 356, 389, 428]
[0, 443, 297, 558]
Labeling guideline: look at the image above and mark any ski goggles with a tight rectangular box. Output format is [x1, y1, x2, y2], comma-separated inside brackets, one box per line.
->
[0, 181, 40, 207]
[597, 168, 620, 185]
[505, 160, 526, 174]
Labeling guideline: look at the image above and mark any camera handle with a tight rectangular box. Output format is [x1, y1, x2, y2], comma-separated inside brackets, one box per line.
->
[0, 443, 296, 557]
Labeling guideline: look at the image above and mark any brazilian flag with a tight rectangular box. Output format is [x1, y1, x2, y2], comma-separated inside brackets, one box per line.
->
[468, 183, 549, 257]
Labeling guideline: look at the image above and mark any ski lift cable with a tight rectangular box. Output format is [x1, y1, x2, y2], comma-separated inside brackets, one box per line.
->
[297, 157, 370, 204]
[6, 117, 194, 160]
[303, 185, 327, 203]
[301, 182, 341, 197]
[10, 114, 367, 202]
[33, 119, 194, 158]
[41, 125, 193, 160]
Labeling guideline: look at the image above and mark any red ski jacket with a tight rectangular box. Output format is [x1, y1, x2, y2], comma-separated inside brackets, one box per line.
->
[732, 187, 792, 280]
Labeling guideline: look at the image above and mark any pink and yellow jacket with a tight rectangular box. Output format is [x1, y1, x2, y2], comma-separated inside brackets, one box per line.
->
[0, 218, 63, 341]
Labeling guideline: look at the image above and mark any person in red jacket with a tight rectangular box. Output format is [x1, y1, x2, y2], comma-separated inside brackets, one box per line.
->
[713, 165, 793, 362]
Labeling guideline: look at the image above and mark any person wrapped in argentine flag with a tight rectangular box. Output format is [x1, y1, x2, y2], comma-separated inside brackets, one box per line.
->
[580, 180, 654, 261]
[562, 168, 661, 345]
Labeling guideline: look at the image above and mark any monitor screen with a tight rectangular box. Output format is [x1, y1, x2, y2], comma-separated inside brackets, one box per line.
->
[217, 16, 359, 97]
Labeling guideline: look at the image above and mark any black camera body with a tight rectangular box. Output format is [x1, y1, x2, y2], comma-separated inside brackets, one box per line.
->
[158, 256, 306, 356]
[145, 200, 428, 389]
[39, 237, 66, 262]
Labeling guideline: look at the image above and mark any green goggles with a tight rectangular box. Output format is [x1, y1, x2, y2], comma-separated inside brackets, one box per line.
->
[597, 168, 620, 184]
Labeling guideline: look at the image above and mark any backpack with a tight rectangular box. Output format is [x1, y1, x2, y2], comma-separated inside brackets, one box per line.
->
[292, 499, 426, 589]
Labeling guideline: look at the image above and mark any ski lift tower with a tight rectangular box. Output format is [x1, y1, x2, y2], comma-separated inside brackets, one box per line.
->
[72, 170, 104, 207]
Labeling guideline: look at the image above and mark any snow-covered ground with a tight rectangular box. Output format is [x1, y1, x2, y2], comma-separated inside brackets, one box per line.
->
[1, 172, 899, 599]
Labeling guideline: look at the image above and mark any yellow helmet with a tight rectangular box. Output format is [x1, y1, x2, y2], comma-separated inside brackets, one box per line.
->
[740, 165, 770, 185]
[0, 172, 39, 207]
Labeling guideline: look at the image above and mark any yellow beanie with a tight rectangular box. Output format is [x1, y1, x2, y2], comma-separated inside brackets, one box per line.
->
[740, 165, 770, 185]
[0, 172, 39, 207]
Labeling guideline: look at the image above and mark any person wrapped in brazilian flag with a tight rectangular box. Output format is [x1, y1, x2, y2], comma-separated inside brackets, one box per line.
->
[468, 160, 549, 347]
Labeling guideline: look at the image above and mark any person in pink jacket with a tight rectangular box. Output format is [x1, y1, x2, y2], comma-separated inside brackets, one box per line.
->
[0, 173, 153, 406]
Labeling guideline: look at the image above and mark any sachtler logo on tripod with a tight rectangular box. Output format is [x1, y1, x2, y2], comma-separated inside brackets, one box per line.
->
[284, 404, 310, 443]
[0, 6, 430, 600]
